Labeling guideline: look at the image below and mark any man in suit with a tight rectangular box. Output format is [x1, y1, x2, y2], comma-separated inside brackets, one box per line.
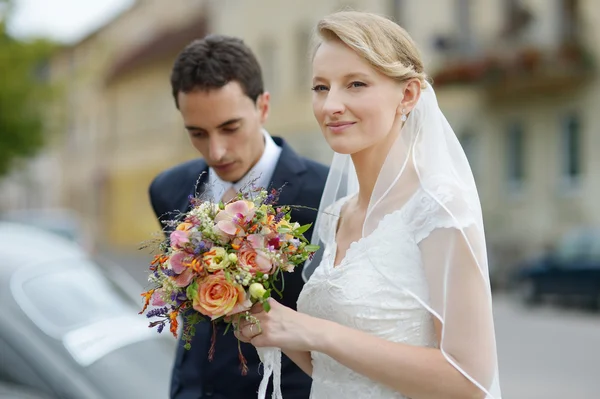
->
[148, 34, 328, 399]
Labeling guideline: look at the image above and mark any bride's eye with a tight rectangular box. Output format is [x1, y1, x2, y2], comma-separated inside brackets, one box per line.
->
[311, 85, 328, 92]
[349, 81, 366, 88]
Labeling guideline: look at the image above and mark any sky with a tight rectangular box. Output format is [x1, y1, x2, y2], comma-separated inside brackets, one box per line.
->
[7, 0, 134, 43]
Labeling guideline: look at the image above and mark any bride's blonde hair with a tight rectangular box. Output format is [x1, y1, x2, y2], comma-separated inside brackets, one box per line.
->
[312, 11, 429, 87]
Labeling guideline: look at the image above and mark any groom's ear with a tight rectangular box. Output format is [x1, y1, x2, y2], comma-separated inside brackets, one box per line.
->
[257, 92, 271, 124]
[397, 78, 421, 115]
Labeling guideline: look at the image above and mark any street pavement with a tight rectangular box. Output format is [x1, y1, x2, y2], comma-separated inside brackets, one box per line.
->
[494, 295, 600, 399]
[104, 249, 600, 398]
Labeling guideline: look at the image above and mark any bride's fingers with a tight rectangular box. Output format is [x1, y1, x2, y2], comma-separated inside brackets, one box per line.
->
[250, 302, 265, 314]
[234, 330, 250, 342]
[225, 311, 245, 323]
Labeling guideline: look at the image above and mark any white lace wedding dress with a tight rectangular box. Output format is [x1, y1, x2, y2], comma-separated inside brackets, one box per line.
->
[297, 187, 451, 399]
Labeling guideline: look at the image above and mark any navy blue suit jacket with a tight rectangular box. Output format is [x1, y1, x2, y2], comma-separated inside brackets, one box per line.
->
[149, 137, 328, 399]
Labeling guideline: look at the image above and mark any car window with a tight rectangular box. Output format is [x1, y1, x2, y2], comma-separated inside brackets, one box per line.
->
[555, 230, 585, 262]
[12, 259, 136, 338]
[585, 230, 600, 262]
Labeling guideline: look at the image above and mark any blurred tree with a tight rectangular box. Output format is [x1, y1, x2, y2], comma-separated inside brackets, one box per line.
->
[0, 0, 57, 176]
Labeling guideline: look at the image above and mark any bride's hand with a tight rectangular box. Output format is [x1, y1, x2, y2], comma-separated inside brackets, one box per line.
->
[233, 299, 319, 352]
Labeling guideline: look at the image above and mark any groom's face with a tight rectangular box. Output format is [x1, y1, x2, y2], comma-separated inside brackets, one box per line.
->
[177, 81, 270, 183]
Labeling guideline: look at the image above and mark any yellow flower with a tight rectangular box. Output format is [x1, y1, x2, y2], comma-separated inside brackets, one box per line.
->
[202, 247, 231, 272]
[249, 282, 267, 299]
[176, 222, 194, 231]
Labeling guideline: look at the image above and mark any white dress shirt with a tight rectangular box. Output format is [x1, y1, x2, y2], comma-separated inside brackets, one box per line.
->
[207, 129, 282, 202]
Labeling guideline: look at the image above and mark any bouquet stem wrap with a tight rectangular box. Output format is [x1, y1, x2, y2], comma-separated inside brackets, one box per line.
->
[257, 347, 282, 399]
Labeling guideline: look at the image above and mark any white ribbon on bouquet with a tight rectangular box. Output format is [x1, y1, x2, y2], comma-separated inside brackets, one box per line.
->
[257, 347, 283, 399]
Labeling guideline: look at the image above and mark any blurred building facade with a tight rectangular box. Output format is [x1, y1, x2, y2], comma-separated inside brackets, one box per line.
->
[429, 0, 598, 276]
[1, 0, 598, 279]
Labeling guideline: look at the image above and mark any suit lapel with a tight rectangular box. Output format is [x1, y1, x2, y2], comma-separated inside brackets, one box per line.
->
[269, 138, 306, 206]
[180, 161, 209, 215]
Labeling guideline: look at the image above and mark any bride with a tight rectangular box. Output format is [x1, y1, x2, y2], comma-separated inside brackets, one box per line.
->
[235, 10, 502, 399]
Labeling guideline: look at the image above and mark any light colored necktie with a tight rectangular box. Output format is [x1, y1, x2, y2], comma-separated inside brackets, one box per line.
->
[221, 186, 237, 203]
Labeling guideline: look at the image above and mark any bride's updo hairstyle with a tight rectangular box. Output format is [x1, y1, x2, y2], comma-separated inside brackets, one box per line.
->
[312, 11, 429, 87]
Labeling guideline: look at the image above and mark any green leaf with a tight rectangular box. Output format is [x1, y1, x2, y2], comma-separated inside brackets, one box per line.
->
[186, 281, 199, 301]
[294, 223, 312, 235]
[305, 245, 321, 252]
[262, 301, 271, 312]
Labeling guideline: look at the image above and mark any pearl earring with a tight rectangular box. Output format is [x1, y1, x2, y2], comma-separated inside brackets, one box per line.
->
[401, 108, 407, 122]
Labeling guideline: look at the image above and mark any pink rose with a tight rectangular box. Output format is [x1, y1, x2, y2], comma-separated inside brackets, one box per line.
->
[238, 242, 273, 275]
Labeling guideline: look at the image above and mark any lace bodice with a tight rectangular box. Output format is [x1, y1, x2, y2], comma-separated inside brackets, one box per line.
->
[296, 186, 458, 399]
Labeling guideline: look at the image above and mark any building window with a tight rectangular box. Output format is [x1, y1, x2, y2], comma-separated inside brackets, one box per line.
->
[506, 121, 525, 191]
[389, 0, 405, 26]
[296, 27, 312, 92]
[258, 39, 278, 96]
[455, 0, 473, 55]
[501, 0, 532, 38]
[559, 0, 579, 42]
[560, 113, 582, 185]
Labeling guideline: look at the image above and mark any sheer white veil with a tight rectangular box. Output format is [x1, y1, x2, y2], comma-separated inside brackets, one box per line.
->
[302, 84, 502, 398]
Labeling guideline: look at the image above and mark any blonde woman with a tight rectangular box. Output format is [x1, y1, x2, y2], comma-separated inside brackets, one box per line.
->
[236, 11, 501, 399]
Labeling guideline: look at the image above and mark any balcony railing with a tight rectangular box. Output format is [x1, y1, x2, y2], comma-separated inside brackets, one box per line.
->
[431, 41, 595, 101]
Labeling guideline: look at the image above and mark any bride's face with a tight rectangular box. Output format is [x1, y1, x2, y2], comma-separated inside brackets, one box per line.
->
[311, 39, 404, 155]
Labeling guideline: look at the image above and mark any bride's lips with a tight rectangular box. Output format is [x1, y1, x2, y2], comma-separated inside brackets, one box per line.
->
[326, 121, 356, 134]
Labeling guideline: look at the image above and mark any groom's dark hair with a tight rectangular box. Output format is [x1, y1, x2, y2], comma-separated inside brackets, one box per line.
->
[170, 34, 265, 109]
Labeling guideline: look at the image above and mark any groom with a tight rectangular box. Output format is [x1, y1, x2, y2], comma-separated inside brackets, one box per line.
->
[148, 34, 328, 399]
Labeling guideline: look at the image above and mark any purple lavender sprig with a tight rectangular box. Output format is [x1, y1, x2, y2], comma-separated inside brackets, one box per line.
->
[146, 306, 170, 318]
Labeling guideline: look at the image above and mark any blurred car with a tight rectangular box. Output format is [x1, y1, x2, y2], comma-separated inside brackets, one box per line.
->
[512, 227, 600, 310]
[0, 222, 177, 399]
[0, 208, 94, 253]
[0, 381, 54, 399]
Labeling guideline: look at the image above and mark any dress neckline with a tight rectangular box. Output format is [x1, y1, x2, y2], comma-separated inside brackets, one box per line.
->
[327, 188, 422, 271]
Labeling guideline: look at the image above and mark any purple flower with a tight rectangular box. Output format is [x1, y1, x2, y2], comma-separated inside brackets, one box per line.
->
[263, 188, 282, 205]
[274, 212, 285, 223]
[157, 323, 164, 333]
[191, 236, 208, 254]
[163, 268, 176, 277]
[147, 306, 170, 318]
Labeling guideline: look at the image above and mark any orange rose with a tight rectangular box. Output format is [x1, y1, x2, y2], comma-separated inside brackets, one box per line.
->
[238, 242, 273, 275]
[192, 271, 251, 319]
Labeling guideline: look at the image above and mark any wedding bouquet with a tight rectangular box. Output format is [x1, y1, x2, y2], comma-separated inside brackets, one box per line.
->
[139, 185, 318, 375]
